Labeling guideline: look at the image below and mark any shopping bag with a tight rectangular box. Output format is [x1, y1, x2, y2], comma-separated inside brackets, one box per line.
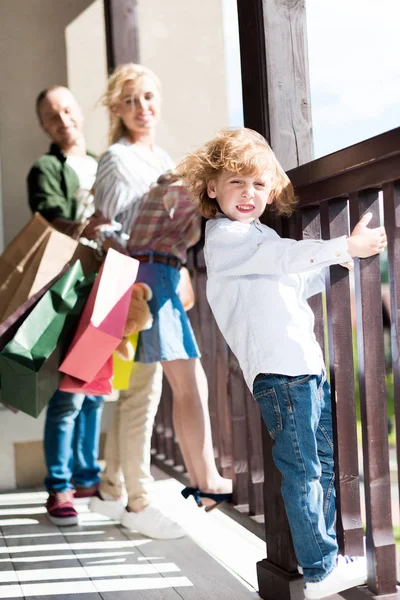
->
[0, 267, 69, 415]
[0, 219, 100, 323]
[0, 213, 50, 283]
[59, 356, 113, 395]
[0, 262, 95, 417]
[112, 333, 138, 390]
[0, 214, 52, 321]
[59, 248, 139, 383]
[0, 265, 70, 353]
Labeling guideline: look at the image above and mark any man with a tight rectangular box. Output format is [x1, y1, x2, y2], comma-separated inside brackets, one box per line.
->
[27, 86, 108, 526]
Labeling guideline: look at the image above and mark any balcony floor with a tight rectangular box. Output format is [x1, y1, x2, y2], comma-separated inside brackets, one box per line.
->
[0, 467, 263, 599]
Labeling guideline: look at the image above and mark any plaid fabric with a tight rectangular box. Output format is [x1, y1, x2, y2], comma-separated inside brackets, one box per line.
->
[127, 181, 201, 264]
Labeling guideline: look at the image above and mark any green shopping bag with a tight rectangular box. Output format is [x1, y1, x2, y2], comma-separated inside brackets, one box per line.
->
[0, 261, 95, 417]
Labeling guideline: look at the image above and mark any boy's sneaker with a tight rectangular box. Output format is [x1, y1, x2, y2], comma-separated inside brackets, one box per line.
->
[89, 491, 125, 521]
[304, 555, 367, 600]
[46, 490, 79, 526]
[121, 504, 186, 539]
[74, 483, 99, 499]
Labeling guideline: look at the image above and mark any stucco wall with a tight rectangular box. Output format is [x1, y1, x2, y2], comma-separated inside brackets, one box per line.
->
[0, 0, 107, 248]
[137, 0, 231, 162]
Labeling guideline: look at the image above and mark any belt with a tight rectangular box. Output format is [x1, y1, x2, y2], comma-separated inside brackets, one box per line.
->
[131, 253, 182, 270]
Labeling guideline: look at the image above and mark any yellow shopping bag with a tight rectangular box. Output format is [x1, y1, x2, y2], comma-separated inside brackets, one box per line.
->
[112, 333, 138, 390]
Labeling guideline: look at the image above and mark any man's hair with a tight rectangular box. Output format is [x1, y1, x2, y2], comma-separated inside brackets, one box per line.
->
[177, 128, 296, 219]
[101, 63, 161, 145]
[35, 85, 64, 123]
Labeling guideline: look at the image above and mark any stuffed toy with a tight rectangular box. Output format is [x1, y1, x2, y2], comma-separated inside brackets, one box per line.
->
[116, 282, 153, 360]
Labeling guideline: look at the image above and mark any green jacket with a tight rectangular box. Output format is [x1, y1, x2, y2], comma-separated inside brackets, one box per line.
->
[27, 143, 97, 223]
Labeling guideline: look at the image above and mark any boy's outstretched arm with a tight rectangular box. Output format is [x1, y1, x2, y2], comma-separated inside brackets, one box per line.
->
[347, 212, 387, 258]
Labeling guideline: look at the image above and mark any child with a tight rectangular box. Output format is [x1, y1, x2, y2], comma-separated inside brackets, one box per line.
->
[177, 128, 387, 600]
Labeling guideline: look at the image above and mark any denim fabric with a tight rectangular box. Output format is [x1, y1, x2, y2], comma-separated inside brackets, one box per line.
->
[134, 257, 200, 363]
[44, 390, 104, 492]
[253, 372, 338, 582]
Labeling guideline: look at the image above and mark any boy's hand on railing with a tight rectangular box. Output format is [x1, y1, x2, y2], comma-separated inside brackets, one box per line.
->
[347, 212, 387, 258]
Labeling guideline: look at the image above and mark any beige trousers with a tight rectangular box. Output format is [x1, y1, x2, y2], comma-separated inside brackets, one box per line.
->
[100, 361, 163, 511]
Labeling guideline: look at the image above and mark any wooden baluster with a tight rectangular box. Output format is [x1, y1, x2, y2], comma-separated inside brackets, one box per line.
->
[383, 183, 400, 516]
[350, 191, 397, 596]
[245, 391, 264, 517]
[160, 377, 174, 464]
[154, 391, 166, 459]
[215, 331, 233, 479]
[193, 246, 222, 466]
[228, 351, 250, 508]
[322, 198, 364, 555]
[301, 206, 325, 354]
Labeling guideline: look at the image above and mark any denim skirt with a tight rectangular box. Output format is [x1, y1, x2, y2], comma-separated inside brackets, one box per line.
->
[134, 259, 200, 363]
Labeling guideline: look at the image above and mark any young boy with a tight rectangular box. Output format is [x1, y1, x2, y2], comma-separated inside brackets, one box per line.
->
[177, 128, 387, 599]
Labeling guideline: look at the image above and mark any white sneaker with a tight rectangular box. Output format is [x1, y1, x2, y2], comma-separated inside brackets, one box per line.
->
[120, 504, 186, 539]
[89, 492, 125, 521]
[304, 555, 367, 599]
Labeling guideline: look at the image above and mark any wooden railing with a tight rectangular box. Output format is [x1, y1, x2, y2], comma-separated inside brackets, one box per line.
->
[152, 127, 400, 599]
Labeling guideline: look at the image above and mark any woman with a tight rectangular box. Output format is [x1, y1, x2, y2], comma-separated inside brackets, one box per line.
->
[91, 63, 232, 537]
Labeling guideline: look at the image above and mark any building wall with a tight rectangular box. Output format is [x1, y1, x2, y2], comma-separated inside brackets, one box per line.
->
[0, 0, 108, 249]
[137, 0, 231, 162]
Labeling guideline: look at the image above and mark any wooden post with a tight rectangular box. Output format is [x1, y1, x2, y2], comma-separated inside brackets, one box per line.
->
[384, 183, 400, 522]
[237, 1, 313, 597]
[350, 191, 397, 597]
[321, 199, 364, 557]
[257, 425, 303, 600]
[103, 0, 140, 71]
[237, 0, 313, 170]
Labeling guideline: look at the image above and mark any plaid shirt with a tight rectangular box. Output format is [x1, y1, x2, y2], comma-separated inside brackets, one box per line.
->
[95, 140, 201, 263]
[127, 181, 201, 264]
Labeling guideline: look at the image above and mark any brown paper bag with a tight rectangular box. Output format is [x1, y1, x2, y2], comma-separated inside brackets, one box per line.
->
[0, 213, 50, 283]
[0, 214, 101, 323]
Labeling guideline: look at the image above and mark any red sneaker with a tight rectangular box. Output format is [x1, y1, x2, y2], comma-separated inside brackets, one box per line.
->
[46, 490, 79, 526]
[74, 483, 99, 499]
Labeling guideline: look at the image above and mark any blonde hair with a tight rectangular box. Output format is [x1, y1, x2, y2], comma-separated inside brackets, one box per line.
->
[102, 63, 161, 145]
[177, 128, 296, 219]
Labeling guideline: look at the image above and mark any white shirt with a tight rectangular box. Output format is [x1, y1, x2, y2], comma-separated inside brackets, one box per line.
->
[204, 216, 352, 392]
[66, 155, 98, 222]
[94, 138, 175, 234]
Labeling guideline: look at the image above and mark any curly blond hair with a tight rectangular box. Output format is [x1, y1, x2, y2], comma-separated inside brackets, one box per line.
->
[177, 128, 296, 219]
[101, 63, 161, 145]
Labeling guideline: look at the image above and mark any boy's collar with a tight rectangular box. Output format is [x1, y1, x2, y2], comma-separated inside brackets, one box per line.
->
[215, 211, 262, 231]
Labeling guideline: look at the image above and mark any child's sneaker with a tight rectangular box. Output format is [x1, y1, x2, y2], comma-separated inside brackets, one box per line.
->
[46, 490, 79, 526]
[304, 555, 367, 600]
[89, 490, 125, 521]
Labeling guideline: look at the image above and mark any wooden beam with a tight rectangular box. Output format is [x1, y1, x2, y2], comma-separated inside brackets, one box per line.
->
[103, 0, 140, 72]
[237, 0, 313, 170]
[236, 0, 270, 141]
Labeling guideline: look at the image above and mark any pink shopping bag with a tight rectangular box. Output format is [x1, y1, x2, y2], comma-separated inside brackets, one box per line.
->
[59, 248, 139, 382]
[59, 356, 113, 395]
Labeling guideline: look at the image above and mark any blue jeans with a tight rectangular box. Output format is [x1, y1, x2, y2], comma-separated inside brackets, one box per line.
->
[253, 372, 338, 583]
[44, 390, 104, 492]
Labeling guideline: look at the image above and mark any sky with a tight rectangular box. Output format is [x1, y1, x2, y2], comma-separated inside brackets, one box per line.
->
[306, 0, 400, 157]
[224, 0, 400, 160]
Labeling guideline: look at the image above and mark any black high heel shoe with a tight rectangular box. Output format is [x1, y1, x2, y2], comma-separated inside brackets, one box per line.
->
[181, 486, 202, 506]
[181, 487, 233, 512]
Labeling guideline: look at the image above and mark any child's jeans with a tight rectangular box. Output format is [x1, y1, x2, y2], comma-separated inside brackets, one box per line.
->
[253, 372, 338, 583]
